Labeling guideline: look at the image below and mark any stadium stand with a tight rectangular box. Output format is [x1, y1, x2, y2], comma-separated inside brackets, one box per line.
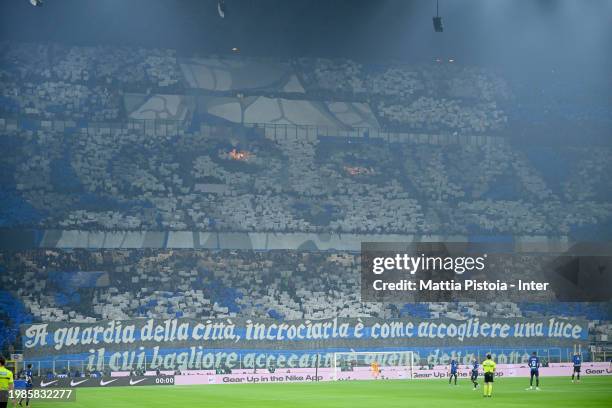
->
[0, 43, 610, 236]
[0, 41, 610, 362]
[0, 249, 610, 355]
[0, 122, 610, 235]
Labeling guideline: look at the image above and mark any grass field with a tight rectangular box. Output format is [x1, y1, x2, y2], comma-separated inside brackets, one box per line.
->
[33, 376, 612, 408]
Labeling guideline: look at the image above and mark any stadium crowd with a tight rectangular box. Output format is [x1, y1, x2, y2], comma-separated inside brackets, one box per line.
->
[0, 41, 610, 362]
[1, 43, 610, 236]
[0, 250, 609, 346]
[1, 121, 610, 235]
[1, 42, 513, 133]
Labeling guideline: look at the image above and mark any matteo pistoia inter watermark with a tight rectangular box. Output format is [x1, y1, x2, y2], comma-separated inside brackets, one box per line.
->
[361, 242, 612, 302]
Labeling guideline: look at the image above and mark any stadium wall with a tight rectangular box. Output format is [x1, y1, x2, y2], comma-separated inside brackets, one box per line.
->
[14, 363, 612, 389]
[173, 363, 612, 385]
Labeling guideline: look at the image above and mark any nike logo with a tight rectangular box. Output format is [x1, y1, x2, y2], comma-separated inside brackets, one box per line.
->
[99, 379, 118, 386]
[70, 379, 89, 387]
[40, 380, 58, 387]
[129, 378, 147, 385]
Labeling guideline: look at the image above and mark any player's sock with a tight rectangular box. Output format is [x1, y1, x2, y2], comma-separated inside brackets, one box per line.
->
[488, 384, 493, 397]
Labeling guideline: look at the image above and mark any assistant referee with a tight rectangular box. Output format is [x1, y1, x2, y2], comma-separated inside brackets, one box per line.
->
[482, 353, 496, 398]
[0, 356, 15, 408]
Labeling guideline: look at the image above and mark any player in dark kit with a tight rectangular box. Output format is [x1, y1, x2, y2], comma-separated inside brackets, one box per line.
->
[571, 353, 581, 383]
[470, 359, 479, 390]
[448, 359, 458, 385]
[527, 352, 541, 390]
[18, 364, 33, 407]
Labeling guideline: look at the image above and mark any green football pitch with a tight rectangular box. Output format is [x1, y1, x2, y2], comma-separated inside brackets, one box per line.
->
[33, 376, 612, 408]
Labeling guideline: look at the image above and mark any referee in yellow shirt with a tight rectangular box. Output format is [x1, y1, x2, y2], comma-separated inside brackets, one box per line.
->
[482, 353, 496, 398]
[0, 356, 15, 408]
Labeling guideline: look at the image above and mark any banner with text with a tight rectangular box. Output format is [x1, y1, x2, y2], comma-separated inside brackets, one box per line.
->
[22, 316, 587, 362]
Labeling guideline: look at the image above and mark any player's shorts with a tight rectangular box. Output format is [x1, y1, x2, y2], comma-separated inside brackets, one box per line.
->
[573, 366, 581, 373]
[530, 369, 539, 377]
[450, 370, 457, 376]
[471, 370, 479, 380]
[0, 390, 9, 408]
[484, 372, 494, 383]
